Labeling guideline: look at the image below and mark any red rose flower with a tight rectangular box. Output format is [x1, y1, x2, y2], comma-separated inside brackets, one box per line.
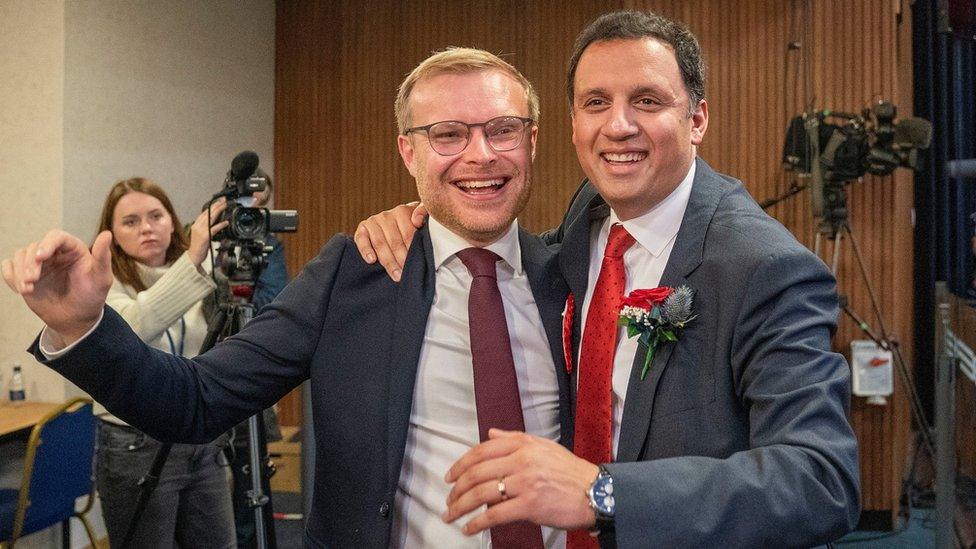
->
[621, 286, 674, 309]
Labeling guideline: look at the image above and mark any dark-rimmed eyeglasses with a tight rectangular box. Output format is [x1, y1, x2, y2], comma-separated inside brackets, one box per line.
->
[403, 116, 534, 156]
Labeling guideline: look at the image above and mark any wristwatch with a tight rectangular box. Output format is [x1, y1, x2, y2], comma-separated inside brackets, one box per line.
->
[587, 466, 615, 534]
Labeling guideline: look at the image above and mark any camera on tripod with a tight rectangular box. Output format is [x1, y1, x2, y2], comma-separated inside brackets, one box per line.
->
[211, 151, 298, 284]
[782, 100, 932, 180]
[780, 100, 932, 234]
[214, 153, 298, 243]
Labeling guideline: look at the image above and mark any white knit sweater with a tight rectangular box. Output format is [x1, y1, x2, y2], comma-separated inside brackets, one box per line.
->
[98, 252, 216, 423]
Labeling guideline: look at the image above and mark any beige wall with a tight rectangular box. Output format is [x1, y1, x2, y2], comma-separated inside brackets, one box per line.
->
[63, 0, 276, 240]
[0, 1, 67, 404]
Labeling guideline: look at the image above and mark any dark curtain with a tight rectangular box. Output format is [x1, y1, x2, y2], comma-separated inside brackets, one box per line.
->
[912, 0, 976, 418]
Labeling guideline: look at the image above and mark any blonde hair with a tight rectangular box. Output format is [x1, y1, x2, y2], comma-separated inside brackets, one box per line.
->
[394, 47, 540, 134]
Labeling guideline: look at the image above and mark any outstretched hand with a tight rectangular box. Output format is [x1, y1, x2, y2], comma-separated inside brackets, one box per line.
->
[443, 429, 599, 535]
[1, 230, 114, 346]
[353, 202, 427, 281]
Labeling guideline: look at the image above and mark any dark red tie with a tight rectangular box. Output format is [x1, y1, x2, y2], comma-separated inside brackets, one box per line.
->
[568, 224, 635, 549]
[457, 247, 544, 549]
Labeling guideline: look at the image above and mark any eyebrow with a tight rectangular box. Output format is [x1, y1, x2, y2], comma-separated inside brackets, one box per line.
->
[577, 85, 675, 100]
[121, 208, 165, 220]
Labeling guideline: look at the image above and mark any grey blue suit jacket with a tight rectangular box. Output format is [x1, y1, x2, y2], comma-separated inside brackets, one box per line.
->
[33, 226, 572, 548]
[552, 159, 860, 548]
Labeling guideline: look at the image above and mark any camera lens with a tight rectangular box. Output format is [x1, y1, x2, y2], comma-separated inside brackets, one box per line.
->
[231, 207, 266, 240]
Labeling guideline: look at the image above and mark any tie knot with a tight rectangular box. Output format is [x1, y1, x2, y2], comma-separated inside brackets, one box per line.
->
[457, 247, 501, 279]
[604, 223, 636, 258]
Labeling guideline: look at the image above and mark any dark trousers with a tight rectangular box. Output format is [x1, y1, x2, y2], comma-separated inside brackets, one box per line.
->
[96, 421, 236, 549]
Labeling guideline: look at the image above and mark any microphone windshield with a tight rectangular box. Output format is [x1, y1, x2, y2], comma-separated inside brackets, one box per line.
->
[895, 118, 933, 149]
[230, 151, 259, 181]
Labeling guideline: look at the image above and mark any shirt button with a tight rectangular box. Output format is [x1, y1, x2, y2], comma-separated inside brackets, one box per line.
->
[379, 502, 390, 517]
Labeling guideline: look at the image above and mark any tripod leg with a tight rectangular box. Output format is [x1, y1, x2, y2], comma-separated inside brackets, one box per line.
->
[831, 228, 843, 277]
[844, 223, 889, 340]
[246, 412, 277, 549]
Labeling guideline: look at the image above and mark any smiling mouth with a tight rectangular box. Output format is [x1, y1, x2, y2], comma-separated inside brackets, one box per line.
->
[601, 152, 647, 164]
[452, 178, 509, 195]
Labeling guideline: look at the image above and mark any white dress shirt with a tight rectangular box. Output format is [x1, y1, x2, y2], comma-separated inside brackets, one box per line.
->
[390, 216, 564, 548]
[578, 162, 695, 458]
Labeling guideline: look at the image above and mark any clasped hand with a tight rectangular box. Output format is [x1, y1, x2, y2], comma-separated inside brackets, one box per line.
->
[442, 428, 600, 535]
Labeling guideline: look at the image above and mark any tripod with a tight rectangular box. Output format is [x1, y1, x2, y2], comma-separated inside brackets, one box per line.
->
[201, 289, 277, 549]
[120, 277, 277, 549]
[812, 181, 936, 458]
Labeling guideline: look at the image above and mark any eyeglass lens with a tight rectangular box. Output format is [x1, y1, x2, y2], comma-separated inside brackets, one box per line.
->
[427, 116, 528, 155]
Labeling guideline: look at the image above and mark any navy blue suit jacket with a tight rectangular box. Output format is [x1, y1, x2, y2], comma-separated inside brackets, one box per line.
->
[33, 226, 572, 548]
[551, 159, 860, 548]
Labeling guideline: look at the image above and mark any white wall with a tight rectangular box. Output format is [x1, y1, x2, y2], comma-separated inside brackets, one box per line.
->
[0, 1, 274, 546]
[0, 1, 67, 404]
[63, 0, 276, 241]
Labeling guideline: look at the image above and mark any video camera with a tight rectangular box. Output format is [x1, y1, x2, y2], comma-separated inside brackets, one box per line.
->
[210, 151, 298, 284]
[782, 101, 932, 181]
[213, 151, 298, 242]
[780, 101, 932, 231]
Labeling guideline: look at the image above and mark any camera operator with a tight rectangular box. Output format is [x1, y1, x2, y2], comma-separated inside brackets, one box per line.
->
[242, 169, 288, 312]
[95, 177, 236, 548]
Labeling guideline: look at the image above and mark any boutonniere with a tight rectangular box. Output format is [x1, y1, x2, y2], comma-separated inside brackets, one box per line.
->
[618, 285, 696, 380]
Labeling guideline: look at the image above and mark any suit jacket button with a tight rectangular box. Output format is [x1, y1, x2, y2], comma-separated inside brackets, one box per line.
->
[379, 502, 390, 517]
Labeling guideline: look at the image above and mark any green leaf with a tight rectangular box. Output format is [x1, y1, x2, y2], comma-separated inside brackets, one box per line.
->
[661, 330, 677, 341]
[617, 317, 630, 328]
[627, 325, 640, 338]
[640, 341, 657, 380]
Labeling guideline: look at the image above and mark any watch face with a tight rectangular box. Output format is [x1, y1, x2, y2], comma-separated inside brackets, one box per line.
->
[592, 473, 615, 516]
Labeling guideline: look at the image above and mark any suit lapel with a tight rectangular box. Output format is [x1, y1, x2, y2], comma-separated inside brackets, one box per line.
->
[558, 186, 610, 395]
[385, 226, 436, 486]
[615, 159, 722, 462]
[520, 229, 573, 447]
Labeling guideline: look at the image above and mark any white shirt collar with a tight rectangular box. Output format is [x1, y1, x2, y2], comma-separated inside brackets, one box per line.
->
[610, 160, 695, 257]
[427, 215, 523, 275]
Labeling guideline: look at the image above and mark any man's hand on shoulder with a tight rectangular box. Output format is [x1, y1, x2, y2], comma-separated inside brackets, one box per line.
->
[443, 428, 600, 534]
[2, 230, 113, 345]
[353, 202, 427, 282]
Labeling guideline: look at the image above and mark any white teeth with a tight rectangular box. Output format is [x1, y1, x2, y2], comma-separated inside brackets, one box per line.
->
[455, 179, 504, 189]
[603, 152, 646, 162]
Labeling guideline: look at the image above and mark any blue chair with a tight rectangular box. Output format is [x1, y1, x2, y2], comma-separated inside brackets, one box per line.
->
[0, 398, 98, 549]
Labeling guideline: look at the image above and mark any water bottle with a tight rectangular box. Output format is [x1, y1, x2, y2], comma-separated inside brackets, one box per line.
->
[8, 363, 25, 402]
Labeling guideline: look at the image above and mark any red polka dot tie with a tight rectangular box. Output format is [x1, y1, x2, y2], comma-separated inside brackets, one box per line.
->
[568, 224, 634, 549]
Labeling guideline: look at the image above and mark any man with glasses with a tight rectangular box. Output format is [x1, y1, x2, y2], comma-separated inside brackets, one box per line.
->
[3, 47, 571, 548]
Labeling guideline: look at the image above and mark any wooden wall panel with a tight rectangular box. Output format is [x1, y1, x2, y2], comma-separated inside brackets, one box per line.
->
[275, 0, 917, 522]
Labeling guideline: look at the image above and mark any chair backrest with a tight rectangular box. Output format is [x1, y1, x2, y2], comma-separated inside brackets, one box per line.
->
[11, 398, 96, 539]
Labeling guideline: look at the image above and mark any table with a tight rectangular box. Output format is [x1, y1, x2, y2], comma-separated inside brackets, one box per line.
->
[0, 401, 61, 439]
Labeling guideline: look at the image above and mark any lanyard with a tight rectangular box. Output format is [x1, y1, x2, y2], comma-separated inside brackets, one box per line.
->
[165, 317, 187, 356]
